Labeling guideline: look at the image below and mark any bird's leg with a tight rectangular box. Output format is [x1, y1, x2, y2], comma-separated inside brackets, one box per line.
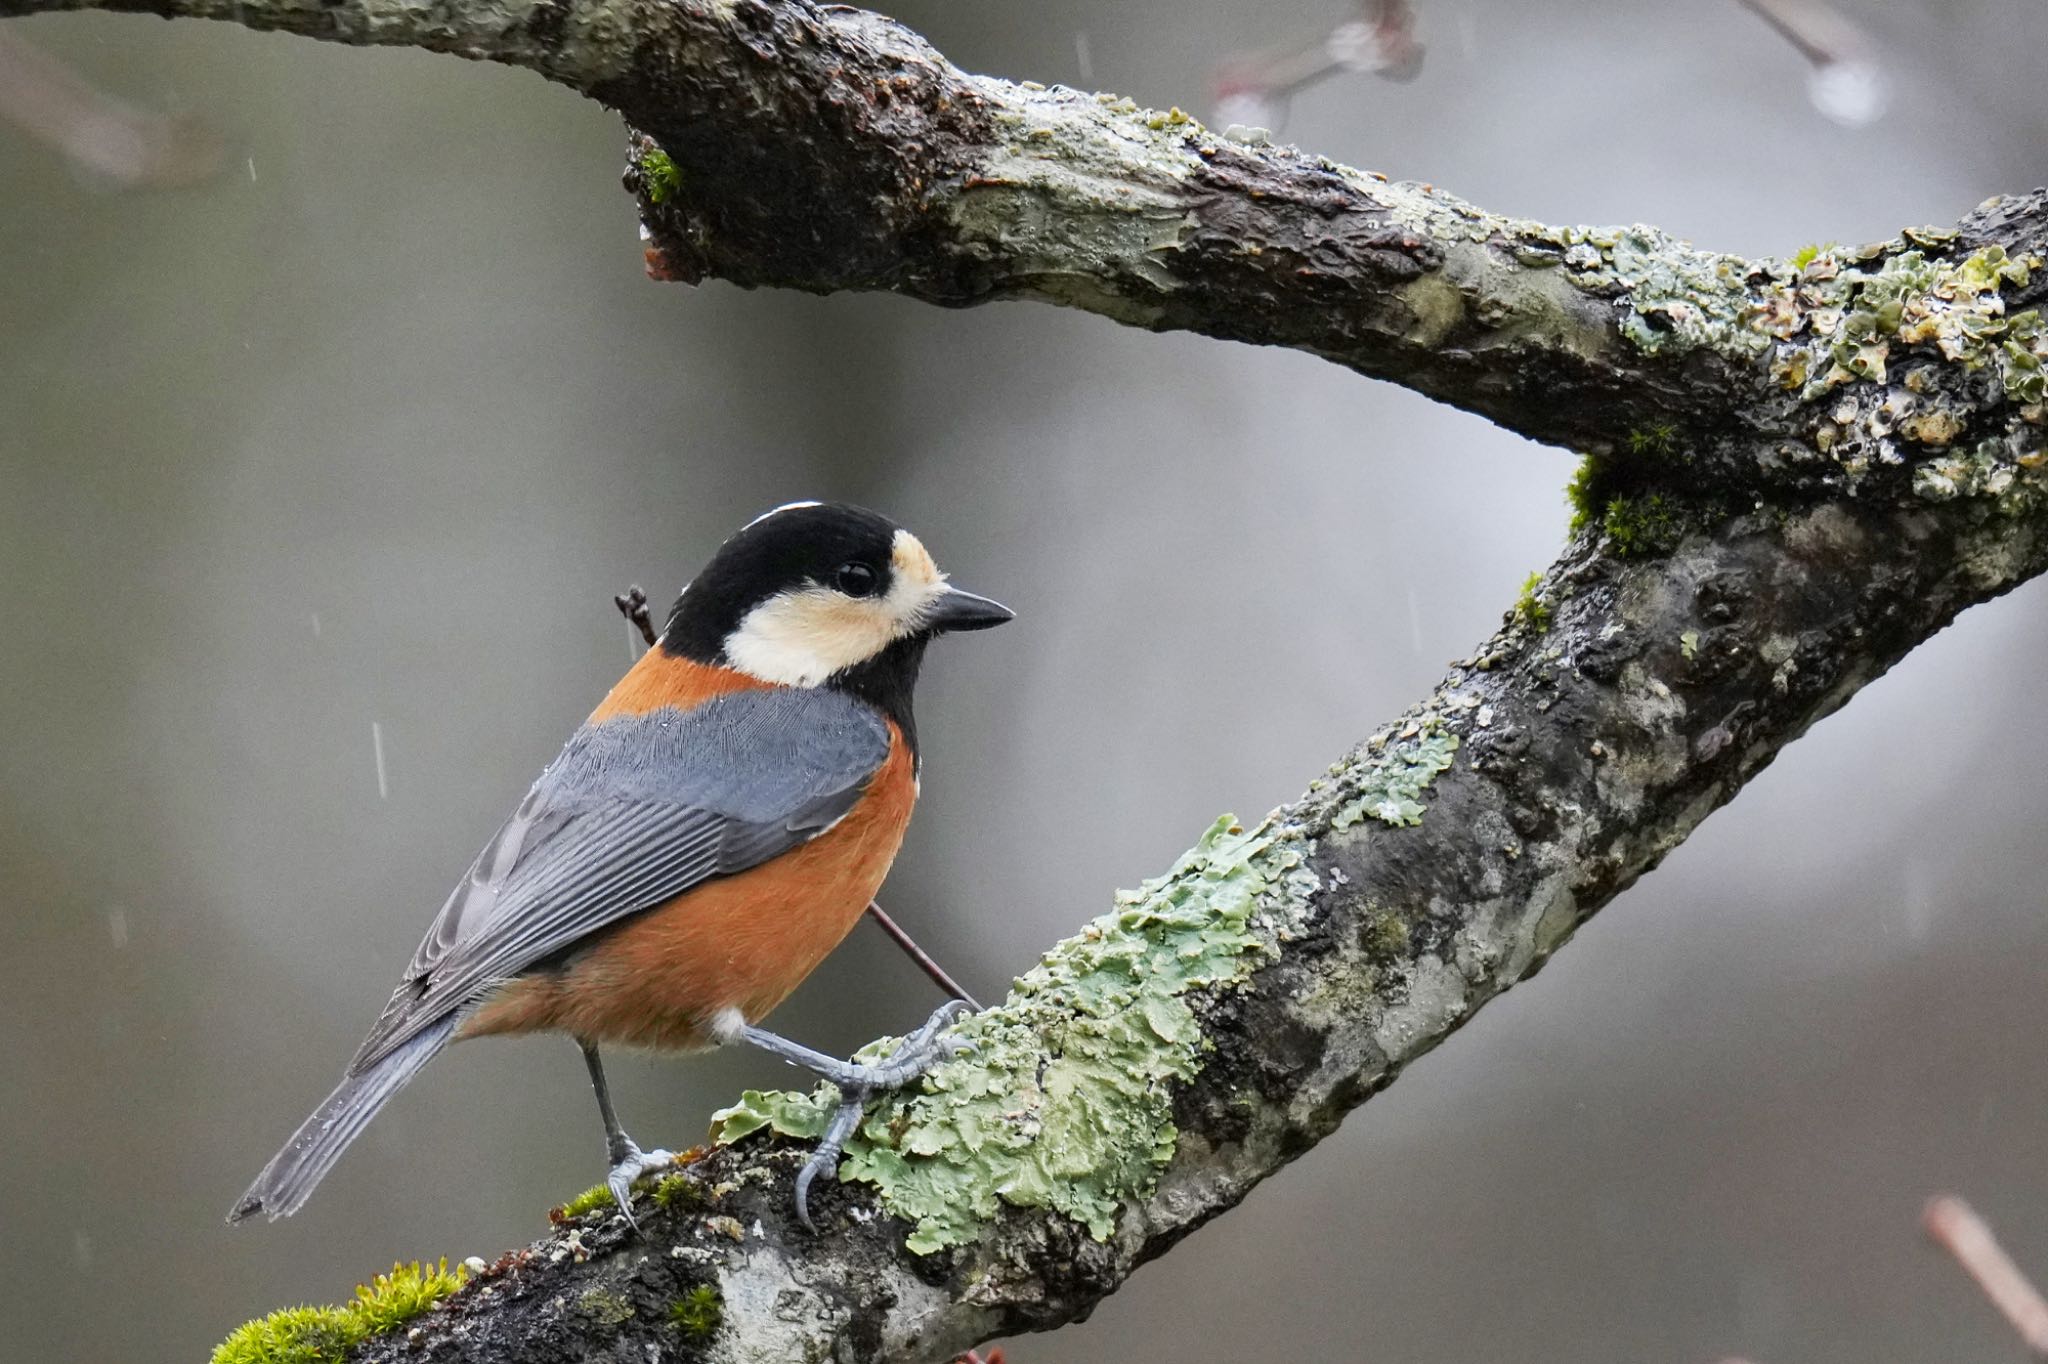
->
[741, 999, 976, 1230]
[579, 1040, 673, 1228]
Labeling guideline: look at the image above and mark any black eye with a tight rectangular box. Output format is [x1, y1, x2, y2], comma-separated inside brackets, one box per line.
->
[834, 562, 878, 597]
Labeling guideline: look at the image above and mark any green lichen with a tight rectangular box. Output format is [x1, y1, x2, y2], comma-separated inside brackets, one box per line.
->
[211, 1261, 466, 1364]
[707, 1085, 838, 1145]
[1754, 245, 2040, 400]
[1743, 241, 2048, 495]
[639, 148, 682, 205]
[1913, 435, 2030, 503]
[1600, 225, 1765, 359]
[1512, 571, 1552, 634]
[669, 1285, 724, 1341]
[577, 1288, 633, 1327]
[713, 814, 1307, 1253]
[1790, 241, 1836, 271]
[1599, 492, 1687, 558]
[1330, 725, 1460, 830]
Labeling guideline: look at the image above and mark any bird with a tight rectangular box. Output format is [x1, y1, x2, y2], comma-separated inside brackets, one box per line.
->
[229, 501, 1013, 1229]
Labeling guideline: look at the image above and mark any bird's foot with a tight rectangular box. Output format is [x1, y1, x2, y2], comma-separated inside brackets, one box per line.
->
[747, 1000, 976, 1231]
[605, 1140, 677, 1230]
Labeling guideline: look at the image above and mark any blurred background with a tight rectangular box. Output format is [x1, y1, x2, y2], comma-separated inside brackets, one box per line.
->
[4, 1, 2047, 1360]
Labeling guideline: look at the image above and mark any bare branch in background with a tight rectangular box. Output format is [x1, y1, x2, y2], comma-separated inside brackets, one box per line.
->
[1925, 1195, 2048, 1356]
[1735, 0, 1889, 127]
[1212, 0, 1887, 134]
[0, 32, 222, 186]
[1212, 0, 1422, 131]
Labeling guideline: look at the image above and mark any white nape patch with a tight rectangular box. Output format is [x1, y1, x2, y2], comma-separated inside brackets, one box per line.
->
[742, 499, 823, 531]
[722, 528, 950, 687]
[707, 1006, 748, 1044]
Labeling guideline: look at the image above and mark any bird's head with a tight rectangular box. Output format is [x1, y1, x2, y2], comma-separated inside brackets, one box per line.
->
[660, 501, 1013, 689]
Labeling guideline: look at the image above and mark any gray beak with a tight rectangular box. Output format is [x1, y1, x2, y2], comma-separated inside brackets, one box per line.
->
[924, 586, 1015, 633]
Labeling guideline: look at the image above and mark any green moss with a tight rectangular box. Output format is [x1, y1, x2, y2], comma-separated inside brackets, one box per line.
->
[1625, 423, 1678, 459]
[1512, 571, 1552, 633]
[713, 814, 1308, 1253]
[1600, 492, 1687, 557]
[1565, 456, 1602, 531]
[211, 1307, 359, 1364]
[652, 1173, 702, 1212]
[1789, 242, 1835, 270]
[1330, 725, 1459, 830]
[211, 1261, 466, 1364]
[639, 147, 682, 205]
[554, 1182, 616, 1219]
[1363, 908, 1411, 963]
[347, 1260, 466, 1335]
[669, 1285, 724, 1341]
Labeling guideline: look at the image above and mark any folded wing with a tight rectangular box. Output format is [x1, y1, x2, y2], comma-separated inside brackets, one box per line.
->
[349, 685, 891, 1071]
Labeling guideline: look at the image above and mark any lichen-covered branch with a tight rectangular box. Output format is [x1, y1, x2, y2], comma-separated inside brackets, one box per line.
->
[15, 0, 2048, 1361]
[276, 473, 2044, 1364]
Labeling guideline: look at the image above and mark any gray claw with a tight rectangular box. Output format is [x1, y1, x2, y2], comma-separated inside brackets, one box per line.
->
[794, 1097, 867, 1232]
[785, 1000, 977, 1231]
[604, 1144, 676, 1231]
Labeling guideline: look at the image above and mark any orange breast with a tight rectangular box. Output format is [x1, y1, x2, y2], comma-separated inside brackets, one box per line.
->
[459, 723, 918, 1052]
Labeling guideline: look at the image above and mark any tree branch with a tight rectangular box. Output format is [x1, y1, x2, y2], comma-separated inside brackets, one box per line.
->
[332, 477, 2048, 1364]
[12, 1, 2048, 1361]
[2, 0, 1931, 460]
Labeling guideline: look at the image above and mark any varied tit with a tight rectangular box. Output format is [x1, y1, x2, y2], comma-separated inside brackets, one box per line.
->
[230, 501, 1012, 1229]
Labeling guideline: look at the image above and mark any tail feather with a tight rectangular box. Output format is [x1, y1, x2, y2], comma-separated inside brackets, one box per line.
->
[228, 1016, 456, 1223]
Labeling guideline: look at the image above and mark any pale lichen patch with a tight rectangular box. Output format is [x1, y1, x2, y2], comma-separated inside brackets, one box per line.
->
[713, 815, 1317, 1253]
[1328, 723, 1460, 829]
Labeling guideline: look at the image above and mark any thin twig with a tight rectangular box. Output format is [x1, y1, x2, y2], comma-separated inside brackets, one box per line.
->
[1924, 1195, 2048, 1356]
[610, 584, 980, 1009]
[863, 900, 980, 1009]
[1211, 0, 1422, 131]
[0, 32, 223, 186]
[1732, 0, 1887, 126]
[614, 585, 657, 648]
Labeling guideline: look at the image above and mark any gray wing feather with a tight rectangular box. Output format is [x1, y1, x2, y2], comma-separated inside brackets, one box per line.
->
[349, 688, 889, 1070]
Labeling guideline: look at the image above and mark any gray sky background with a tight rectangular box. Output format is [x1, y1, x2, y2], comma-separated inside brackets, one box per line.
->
[3, 2, 2047, 1361]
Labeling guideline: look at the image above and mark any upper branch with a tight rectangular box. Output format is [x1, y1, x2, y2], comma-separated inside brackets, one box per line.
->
[25, 0, 2046, 464]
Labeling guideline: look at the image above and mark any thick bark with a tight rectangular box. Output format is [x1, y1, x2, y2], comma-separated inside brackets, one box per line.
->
[9, 0, 2047, 1361]
[335, 491, 2048, 1364]
[14, 0, 1991, 461]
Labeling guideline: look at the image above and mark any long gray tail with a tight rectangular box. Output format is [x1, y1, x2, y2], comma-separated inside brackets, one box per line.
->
[227, 1016, 456, 1222]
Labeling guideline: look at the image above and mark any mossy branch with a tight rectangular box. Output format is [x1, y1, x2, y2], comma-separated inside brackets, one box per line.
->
[208, 478, 2048, 1364]
[10, 0, 2048, 1361]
